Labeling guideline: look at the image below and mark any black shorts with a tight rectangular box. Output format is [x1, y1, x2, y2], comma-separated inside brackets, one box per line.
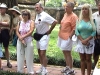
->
[94, 39, 100, 56]
[0, 29, 10, 48]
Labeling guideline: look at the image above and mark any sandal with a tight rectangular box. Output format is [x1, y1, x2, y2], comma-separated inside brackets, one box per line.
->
[7, 62, 12, 68]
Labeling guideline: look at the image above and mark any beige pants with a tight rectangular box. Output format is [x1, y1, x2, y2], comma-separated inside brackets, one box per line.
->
[17, 39, 34, 74]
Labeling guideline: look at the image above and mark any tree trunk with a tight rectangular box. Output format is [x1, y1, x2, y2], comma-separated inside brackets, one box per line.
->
[95, 0, 99, 5]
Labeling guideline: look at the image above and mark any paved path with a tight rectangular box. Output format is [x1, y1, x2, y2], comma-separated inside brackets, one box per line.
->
[2, 60, 82, 75]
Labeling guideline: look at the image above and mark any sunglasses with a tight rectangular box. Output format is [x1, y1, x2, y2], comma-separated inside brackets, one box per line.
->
[22, 13, 28, 16]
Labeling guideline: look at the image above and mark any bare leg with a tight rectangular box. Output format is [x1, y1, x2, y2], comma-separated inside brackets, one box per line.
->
[40, 50, 47, 67]
[86, 54, 92, 75]
[0, 58, 1, 68]
[5, 47, 10, 63]
[38, 49, 43, 65]
[63, 50, 73, 69]
[79, 53, 86, 75]
[5, 47, 12, 68]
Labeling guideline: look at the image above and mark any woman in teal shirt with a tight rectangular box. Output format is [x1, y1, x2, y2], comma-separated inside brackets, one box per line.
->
[75, 4, 96, 75]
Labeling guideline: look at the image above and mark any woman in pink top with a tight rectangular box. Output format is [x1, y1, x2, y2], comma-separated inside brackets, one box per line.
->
[16, 9, 35, 74]
[57, 2, 78, 75]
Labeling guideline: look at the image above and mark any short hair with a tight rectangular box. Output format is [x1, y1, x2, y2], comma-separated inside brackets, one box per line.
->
[21, 9, 31, 19]
[67, 2, 75, 9]
[35, 3, 44, 9]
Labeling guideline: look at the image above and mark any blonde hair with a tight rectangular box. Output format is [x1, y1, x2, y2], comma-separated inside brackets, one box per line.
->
[78, 4, 96, 30]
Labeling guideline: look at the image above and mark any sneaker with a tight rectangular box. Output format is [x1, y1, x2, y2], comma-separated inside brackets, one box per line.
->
[66, 69, 75, 75]
[41, 67, 48, 75]
[7, 62, 12, 68]
[61, 66, 70, 73]
[36, 65, 43, 73]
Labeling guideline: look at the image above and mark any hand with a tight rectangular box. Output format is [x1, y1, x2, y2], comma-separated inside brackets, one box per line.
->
[19, 36, 24, 41]
[81, 39, 89, 45]
[21, 40, 25, 45]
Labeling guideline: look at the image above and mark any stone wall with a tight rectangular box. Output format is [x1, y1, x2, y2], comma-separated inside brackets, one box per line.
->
[19, 5, 98, 23]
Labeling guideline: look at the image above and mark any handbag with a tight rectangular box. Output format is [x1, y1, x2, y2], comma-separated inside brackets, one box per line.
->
[72, 34, 78, 51]
[33, 33, 46, 41]
[72, 34, 77, 42]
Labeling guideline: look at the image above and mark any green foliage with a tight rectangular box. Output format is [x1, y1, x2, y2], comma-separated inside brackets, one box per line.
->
[46, 0, 62, 7]
[45, 0, 96, 7]
[77, 0, 96, 6]
[0, 70, 28, 75]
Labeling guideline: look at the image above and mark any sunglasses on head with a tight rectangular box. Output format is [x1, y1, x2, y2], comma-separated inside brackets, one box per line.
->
[82, 8, 88, 10]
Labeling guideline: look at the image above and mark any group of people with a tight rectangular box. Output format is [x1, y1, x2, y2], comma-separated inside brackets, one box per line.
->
[0, 1, 99, 75]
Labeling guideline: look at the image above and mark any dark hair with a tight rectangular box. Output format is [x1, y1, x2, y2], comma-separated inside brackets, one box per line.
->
[21, 9, 31, 19]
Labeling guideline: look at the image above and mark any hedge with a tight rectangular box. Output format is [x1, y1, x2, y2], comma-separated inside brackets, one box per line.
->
[0, 70, 28, 75]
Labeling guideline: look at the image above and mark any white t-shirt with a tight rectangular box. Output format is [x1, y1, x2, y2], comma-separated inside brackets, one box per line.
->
[93, 11, 100, 35]
[35, 11, 55, 34]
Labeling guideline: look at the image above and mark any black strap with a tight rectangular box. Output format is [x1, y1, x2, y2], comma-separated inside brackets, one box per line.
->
[93, 19, 98, 38]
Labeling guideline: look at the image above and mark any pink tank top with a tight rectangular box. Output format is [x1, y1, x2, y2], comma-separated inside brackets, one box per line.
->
[19, 20, 33, 43]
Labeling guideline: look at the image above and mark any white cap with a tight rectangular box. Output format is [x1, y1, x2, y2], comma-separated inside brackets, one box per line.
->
[0, 3, 7, 8]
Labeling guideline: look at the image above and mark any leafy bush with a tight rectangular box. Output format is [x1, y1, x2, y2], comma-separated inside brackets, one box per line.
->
[46, 0, 62, 7]
[0, 70, 28, 75]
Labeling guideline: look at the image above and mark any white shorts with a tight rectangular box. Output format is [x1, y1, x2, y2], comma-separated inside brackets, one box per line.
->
[75, 38, 94, 54]
[57, 37, 72, 51]
[36, 35, 49, 50]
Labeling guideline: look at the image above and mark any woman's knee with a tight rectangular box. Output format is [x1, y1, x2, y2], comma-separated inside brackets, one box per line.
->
[86, 58, 91, 63]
